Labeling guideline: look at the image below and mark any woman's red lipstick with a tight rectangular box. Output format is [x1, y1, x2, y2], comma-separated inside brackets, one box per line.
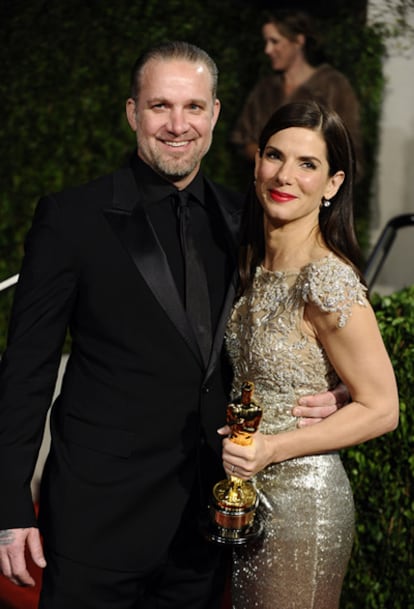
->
[269, 189, 296, 203]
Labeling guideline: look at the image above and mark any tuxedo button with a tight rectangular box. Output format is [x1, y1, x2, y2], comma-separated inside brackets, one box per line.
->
[201, 385, 210, 393]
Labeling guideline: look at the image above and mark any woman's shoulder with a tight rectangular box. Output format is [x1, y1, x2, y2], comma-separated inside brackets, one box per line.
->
[312, 63, 353, 88]
[297, 255, 368, 327]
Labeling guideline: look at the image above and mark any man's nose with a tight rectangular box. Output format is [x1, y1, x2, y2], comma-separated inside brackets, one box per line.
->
[167, 109, 189, 134]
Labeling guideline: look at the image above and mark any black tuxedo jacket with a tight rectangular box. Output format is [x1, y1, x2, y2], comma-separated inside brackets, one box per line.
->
[0, 166, 244, 571]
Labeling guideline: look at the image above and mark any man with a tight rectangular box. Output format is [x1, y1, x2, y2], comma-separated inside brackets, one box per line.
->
[0, 41, 344, 608]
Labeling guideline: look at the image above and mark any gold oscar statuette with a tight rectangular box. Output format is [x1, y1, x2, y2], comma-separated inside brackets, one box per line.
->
[206, 381, 263, 544]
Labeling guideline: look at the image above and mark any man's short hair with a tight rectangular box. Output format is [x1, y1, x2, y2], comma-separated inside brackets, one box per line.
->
[130, 40, 219, 101]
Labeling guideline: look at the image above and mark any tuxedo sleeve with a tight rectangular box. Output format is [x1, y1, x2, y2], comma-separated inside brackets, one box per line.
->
[0, 194, 78, 528]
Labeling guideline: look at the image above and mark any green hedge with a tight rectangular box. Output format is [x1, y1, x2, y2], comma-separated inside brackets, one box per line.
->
[341, 286, 414, 609]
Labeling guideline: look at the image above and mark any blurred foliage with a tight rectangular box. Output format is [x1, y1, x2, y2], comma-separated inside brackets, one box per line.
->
[340, 285, 414, 609]
[369, 0, 414, 53]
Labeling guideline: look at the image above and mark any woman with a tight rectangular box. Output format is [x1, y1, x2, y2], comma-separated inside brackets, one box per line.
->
[221, 101, 398, 609]
[231, 9, 363, 178]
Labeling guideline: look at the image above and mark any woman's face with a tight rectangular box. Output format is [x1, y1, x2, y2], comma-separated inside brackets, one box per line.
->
[262, 22, 304, 71]
[255, 127, 344, 229]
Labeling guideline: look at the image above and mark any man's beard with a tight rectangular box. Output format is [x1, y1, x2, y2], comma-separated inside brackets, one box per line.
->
[137, 131, 213, 183]
[151, 153, 200, 182]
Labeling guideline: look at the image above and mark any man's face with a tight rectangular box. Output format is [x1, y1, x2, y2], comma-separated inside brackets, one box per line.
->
[126, 58, 221, 189]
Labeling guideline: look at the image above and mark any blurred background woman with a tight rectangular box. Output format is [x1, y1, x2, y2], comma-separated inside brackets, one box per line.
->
[231, 9, 363, 179]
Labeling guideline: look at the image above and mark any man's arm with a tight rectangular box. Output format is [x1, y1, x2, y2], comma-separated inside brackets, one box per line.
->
[292, 383, 350, 427]
[0, 196, 76, 578]
[0, 527, 46, 586]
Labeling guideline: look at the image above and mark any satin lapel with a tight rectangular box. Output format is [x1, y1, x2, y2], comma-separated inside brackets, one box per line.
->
[103, 168, 204, 366]
[205, 268, 238, 381]
[203, 180, 243, 380]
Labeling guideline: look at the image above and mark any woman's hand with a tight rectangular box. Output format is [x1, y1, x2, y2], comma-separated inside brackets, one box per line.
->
[217, 426, 275, 479]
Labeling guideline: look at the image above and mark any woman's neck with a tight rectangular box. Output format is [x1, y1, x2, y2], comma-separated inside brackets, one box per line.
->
[263, 223, 328, 271]
[283, 60, 316, 96]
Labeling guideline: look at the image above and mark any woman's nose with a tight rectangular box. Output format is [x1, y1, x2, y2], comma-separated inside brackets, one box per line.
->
[264, 41, 272, 56]
[276, 163, 293, 184]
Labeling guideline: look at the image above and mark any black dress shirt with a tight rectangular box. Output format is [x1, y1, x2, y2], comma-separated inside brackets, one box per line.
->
[129, 153, 232, 332]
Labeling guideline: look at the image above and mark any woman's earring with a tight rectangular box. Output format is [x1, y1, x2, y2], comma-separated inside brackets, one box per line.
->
[322, 198, 331, 208]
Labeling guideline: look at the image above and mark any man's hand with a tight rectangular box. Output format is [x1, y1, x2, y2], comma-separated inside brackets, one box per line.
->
[0, 527, 46, 586]
[292, 383, 350, 427]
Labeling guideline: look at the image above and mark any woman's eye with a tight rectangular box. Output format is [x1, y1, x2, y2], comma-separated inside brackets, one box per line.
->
[302, 161, 317, 170]
[265, 150, 281, 160]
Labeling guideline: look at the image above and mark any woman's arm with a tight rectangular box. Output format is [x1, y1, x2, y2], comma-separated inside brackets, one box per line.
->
[221, 301, 399, 479]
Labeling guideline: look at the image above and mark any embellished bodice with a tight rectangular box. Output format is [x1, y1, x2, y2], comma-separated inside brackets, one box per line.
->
[225, 255, 368, 435]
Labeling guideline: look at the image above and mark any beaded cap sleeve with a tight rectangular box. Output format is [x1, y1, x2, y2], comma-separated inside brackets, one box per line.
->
[297, 253, 368, 328]
[225, 254, 368, 436]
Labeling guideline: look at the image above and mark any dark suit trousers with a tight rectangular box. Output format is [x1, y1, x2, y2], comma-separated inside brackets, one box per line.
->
[38, 499, 229, 609]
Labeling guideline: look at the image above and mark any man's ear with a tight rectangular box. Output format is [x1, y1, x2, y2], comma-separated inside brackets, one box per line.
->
[126, 98, 137, 132]
[211, 98, 221, 130]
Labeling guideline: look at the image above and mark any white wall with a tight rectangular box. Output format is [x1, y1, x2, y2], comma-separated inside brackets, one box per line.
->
[367, 1, 414, 292]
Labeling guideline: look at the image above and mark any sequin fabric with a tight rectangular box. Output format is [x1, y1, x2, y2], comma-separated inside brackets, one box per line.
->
[225, 254, 368, 609]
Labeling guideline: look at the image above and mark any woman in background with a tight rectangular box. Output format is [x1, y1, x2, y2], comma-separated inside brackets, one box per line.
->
[231, 9, 363, 179]
[221, 101, 398, 608]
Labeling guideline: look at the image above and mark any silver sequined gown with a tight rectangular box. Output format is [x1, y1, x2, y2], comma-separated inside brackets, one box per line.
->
[225, 255, 368, 609]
